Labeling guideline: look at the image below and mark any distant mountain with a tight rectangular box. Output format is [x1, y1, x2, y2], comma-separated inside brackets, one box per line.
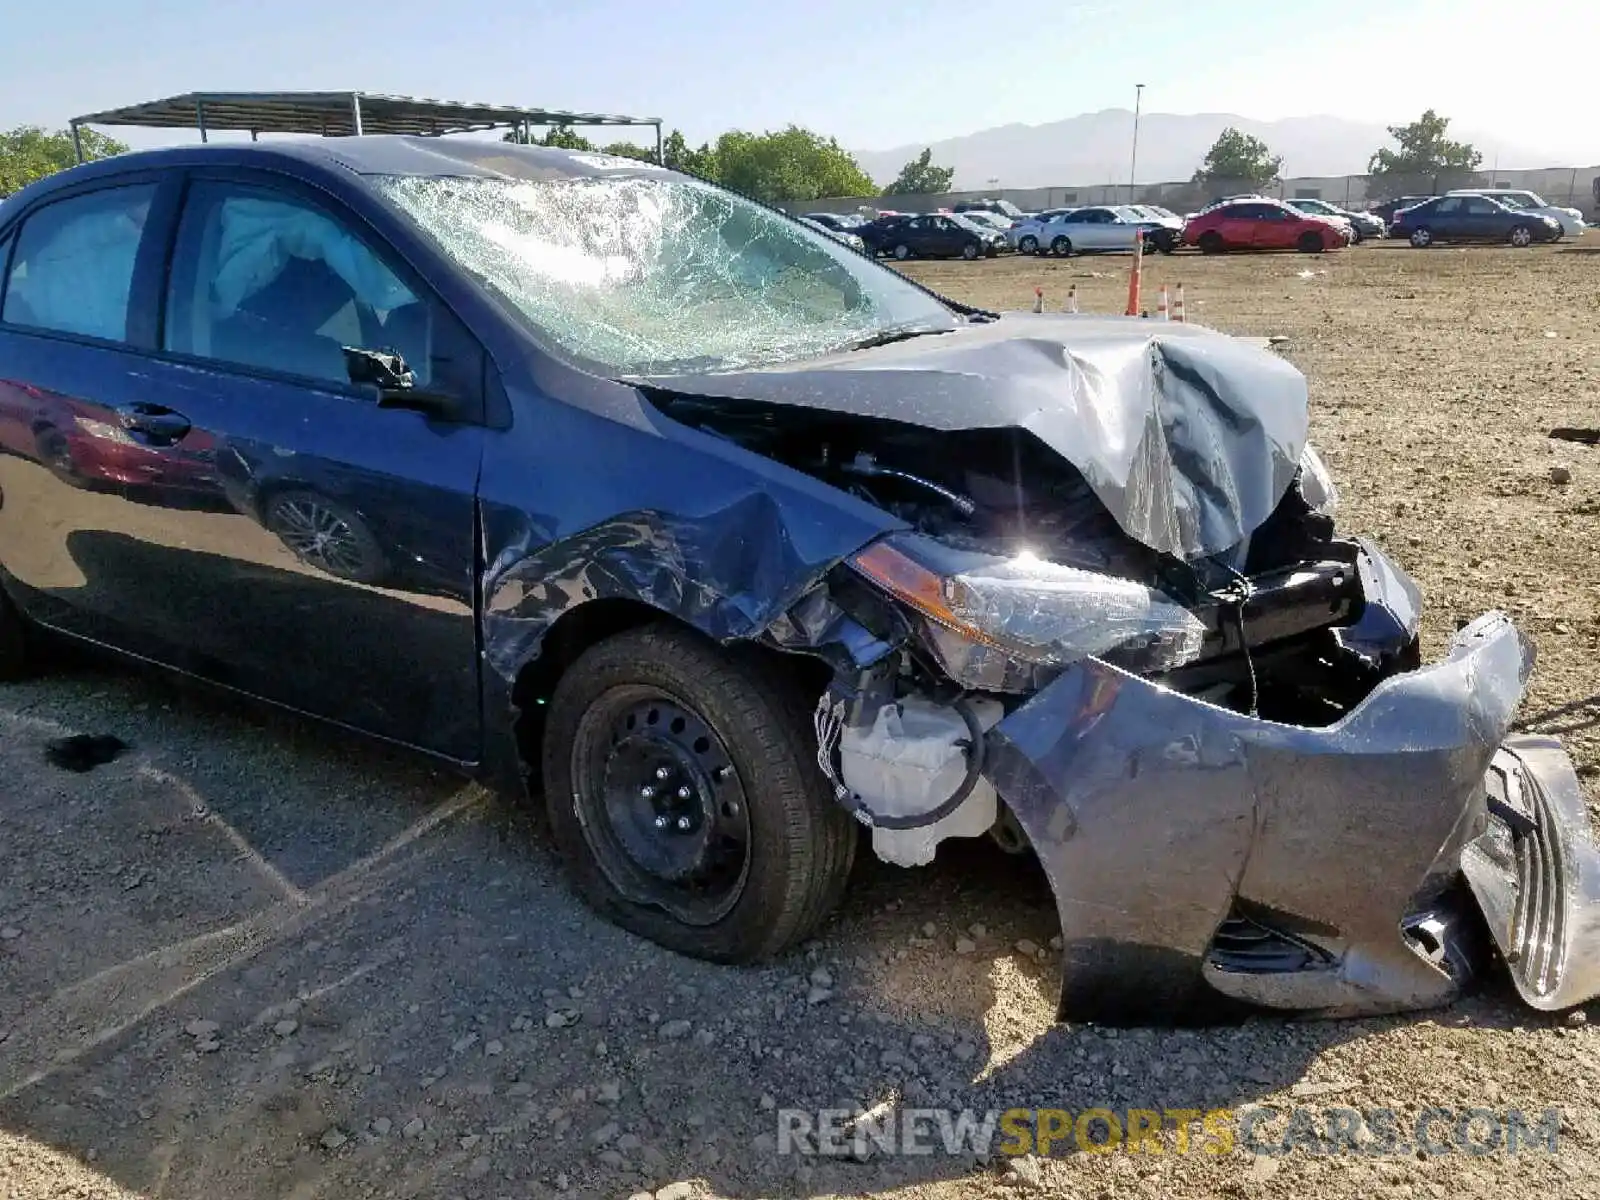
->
[853, 110, 1568, 191]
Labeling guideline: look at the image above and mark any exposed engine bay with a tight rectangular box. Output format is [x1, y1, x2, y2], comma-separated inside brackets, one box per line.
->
[651, 392, 1399, 732]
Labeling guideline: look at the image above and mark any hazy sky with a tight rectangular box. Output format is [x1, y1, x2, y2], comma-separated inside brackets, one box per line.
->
[4, 0, 1592, 164]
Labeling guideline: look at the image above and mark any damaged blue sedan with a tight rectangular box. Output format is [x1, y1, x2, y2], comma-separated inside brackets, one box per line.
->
[0, 138, 1593, 1023]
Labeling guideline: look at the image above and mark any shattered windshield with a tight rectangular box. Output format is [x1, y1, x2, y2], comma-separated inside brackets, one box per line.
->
[373, 173, 956, 374]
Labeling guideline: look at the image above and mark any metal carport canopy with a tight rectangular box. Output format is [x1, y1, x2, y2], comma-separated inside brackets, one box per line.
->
[69, 90, 663, 158]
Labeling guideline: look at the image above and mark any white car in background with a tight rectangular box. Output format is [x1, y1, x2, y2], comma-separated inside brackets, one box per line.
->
[1446, 189, 1585, 237]
[1030, 205, 1176, 255]
[798, 215, 868, 253]
[1009, 208, 1077, 254]
[954, 210, 1017, 243]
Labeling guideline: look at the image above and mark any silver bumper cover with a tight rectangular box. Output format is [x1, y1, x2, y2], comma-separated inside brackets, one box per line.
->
[983, 609, 1599, 1021]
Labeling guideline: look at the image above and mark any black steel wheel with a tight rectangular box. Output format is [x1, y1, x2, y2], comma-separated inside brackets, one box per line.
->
[1297, 230, 1326, 253]
[542, 623, 857, 963]
[1198, 231, 1224, 255]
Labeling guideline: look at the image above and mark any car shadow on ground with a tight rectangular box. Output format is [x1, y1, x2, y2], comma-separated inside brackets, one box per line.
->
[0, 654, 1579, 1199]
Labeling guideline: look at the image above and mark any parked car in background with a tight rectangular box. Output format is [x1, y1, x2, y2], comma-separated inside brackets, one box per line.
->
[1285, 197, 1384, 242]
[953, 198, 1028, 222]
[1008, 209, 1076, 254]
[801, 212, 865, 233]
[1446, 189, 1586, 238]
[1030, 205, 1177, 256]
[1389, 194, 1562, 248]
[798, 216, 867, 253]
[857, 212, 999, 260]
[957, 210, 1016, 242]
[1367, 196, 1434, 230]
[1183, 199, 1352, 253]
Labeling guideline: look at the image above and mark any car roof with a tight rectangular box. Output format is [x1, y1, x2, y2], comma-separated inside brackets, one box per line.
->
[6, 136, 673, 205]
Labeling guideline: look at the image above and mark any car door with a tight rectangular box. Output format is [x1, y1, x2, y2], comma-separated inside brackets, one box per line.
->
[1, 169, 488, 761]
[1427, 197, 1466, 240]
[1248, 204, 1294, 249]
[930, 216, 963, 255]
[1215, 204, 1258, 248]
[1461, 196, 1505, 239]
[1068, 209, 1108, 249]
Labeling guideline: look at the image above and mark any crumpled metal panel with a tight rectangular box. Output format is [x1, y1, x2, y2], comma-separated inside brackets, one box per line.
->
[1462, 736, 1600, 1011]
[477, 375, 902, 684]
[640, 315, 1308, 561]
[982, 609, 1539, 1023]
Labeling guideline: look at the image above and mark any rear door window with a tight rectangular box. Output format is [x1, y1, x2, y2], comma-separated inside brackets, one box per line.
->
[1, 184, 156, 342]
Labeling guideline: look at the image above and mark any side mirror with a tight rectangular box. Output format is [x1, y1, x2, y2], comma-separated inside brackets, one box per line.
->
[343, 346, 462, 421]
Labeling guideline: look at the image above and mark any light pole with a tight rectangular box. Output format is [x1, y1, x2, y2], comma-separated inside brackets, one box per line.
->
[1128, 84, 1145, 205]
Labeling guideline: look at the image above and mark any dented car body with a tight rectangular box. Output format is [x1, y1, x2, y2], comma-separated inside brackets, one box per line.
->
[0, 139, 1595, 1022]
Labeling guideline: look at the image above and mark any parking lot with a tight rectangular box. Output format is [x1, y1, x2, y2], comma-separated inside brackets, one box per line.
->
[2, 239, 1597, 1200]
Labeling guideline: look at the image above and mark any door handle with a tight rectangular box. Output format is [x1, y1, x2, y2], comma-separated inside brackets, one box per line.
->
[115, 403, 191, 444]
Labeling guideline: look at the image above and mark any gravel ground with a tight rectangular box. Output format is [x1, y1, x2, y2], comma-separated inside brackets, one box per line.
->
[2, 239, 1598, 1200]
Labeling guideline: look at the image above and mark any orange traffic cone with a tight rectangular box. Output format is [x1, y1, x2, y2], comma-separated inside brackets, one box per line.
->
[1172, 283, 1186, 323]
[1124, 230, 1143, 317]
[1157, 285, 1169, 320]
[1064, 285, 1078, 314]
[1032, 286, 1043, 314]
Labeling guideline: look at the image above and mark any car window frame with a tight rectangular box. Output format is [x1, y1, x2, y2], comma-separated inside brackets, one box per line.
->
[154, 166, 489, 426]
[0, 170, 181, 353]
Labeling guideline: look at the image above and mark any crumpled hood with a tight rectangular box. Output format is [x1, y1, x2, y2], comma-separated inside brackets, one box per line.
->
[639, 314, 1309, 561]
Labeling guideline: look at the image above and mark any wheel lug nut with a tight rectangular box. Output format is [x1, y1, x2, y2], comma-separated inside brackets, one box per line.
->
[676, 785, 691, 800]
[655, 766, 672, 781]
[676, 816, 692, 832]
[640, 785, 655, 799]
[654, 814, 669, 829]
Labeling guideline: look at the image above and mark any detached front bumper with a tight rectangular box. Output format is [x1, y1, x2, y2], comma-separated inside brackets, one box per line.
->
[982, 608, 1598, 1022]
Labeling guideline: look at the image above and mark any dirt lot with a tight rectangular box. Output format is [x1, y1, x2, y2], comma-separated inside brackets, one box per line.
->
[2, 240, 1598, 1200]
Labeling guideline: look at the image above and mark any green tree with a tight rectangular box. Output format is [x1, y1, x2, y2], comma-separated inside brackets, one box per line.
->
[1192, 127, 1282, 186]
[599, 140, 658, 163]
[502, 124, 595, 150]
[661, 129, 717, 178]
[882, 147, 954, 196]
[711, 126, 875, 203]
[0, 126, 129, 197]
[1368, 109, 1482, 177]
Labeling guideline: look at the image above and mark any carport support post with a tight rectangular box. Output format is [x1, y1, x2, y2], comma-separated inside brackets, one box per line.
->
[655, 121, 663, 166]
[350, 93, 364, 137]
[196, 100, 208, 143]
[70, 120, 83, 164]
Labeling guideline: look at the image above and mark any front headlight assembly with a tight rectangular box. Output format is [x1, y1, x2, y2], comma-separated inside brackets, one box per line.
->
[847, 534, 1206, 692]
[1297, 442, 1339, 516]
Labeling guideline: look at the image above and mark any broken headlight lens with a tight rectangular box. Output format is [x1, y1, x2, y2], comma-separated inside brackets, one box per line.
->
[1297, 443, 1339, 516]
[847, 534, 1207, 691]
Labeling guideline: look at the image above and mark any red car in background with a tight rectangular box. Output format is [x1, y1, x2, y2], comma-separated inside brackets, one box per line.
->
[0, 379, 220, 497]
[1183, 199, 1351, 254]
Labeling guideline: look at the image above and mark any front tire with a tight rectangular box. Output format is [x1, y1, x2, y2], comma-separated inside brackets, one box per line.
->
[1297, 230, 1326, 253]
[1050, 235, 1073, 256]
[542, 624, 857, 964]
[1017, 234, 1039, 255]
[892, 243, 911, 260]
[1508, 224, 1533, 248]
[961, 242, 979, 260]
[1198, 231, 1224, 255]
